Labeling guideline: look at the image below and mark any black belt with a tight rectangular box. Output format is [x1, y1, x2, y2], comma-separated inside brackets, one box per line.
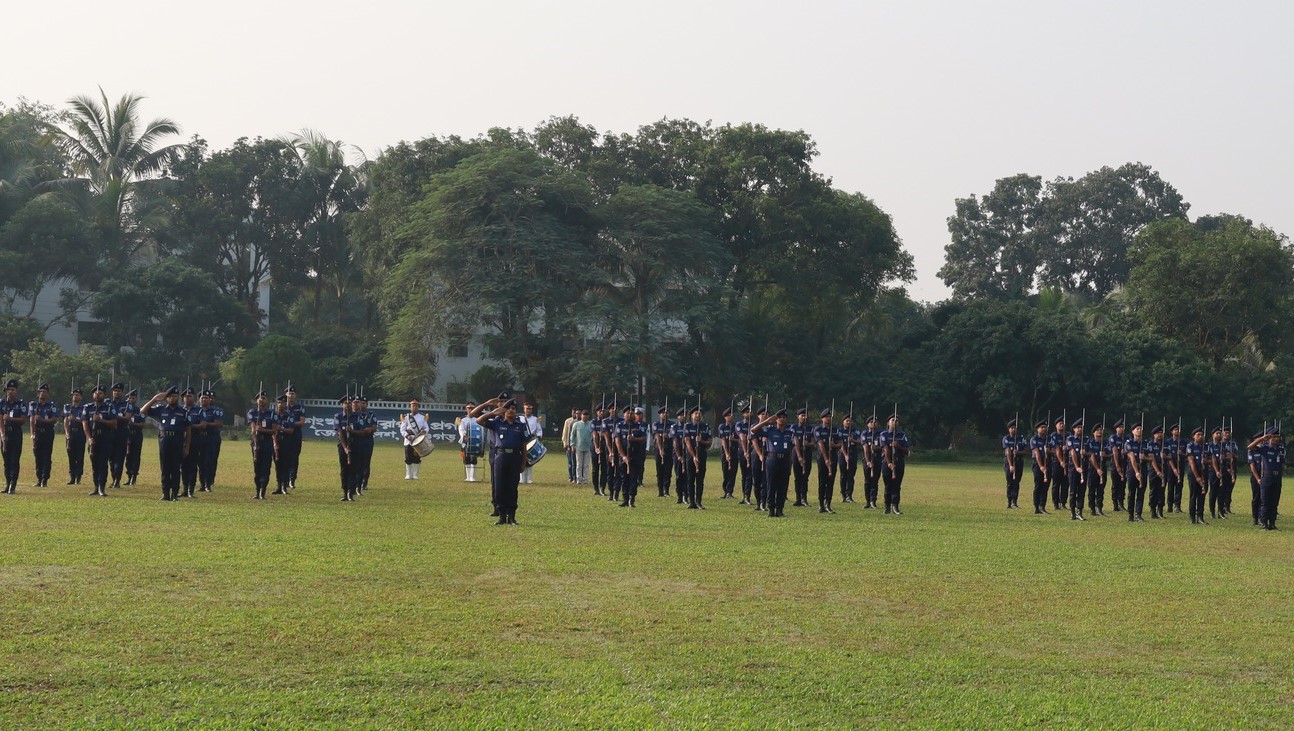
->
[500, 448, 518, 454]
[771, 453, 788, 459]
[159, 430, 181, 437]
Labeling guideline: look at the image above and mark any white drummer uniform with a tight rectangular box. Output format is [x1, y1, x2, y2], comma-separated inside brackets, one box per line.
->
[459, 414, 482, 482]
[402, 411, 430, 479]
[522, 413, 543, 483]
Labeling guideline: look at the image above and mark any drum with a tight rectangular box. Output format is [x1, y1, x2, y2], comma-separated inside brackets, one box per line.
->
[464, 420, 485, 456]
[526, 438, 547, 467]
[411, 434, 435, 458]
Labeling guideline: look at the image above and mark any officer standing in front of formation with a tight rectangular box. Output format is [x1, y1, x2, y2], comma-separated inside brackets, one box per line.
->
[477, 398, 529, 525]
[1002, 419, 1024, 509]
[880, 414, 911, 514]
[123, 390, 145, 486]
[791, 407, 813, 508]
[751, 408, 793, 517]
[736, 405, 754, 505]
[199, 388, 223, 492]
[1187, 426, 1209, 525]
[1087, 422, 1107, 516]
[837, 413, 860, 505]
[29, 384, 58, 487]
[521, 401, 542, 485]
[350, 395, 376, 495]
[247, 390, 278, 500]
[683, 406, 712, 509]
[717, 407, 738, 499]
[1249, 427, 1282, 530]
[1029, 420, 1049, 514]
[109, 383, 129, 489]
[653, 407, 672, 497]
[1047, 416, 1067, 511]
[1108, 419, 1126, 513]
[140, 386, 189, 501]
[862, 415, 882, 509]
[334, 395, 354, 501]
[284, 387, 305, 489]
[401, 398, 429, 481]
[82, 385, 115, 496]
[466, 394, 508, 515]
[1124, 422, 1146, 522]
[272, 395, 294, 494]
[812, 408, 834, 515]
[180, 388, 205, 498]
[2, 380, 28, 493]
[63, 387, 87, 485]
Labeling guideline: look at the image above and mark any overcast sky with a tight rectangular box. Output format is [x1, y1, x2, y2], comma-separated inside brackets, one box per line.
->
[8, 0, 1291, 301]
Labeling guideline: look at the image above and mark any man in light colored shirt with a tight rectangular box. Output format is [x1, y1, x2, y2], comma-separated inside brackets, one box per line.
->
[401, 399, 430, 480]
[522, 402, 543, 484]
[571, 409, 592, 484]
[561, 407, 578, 484]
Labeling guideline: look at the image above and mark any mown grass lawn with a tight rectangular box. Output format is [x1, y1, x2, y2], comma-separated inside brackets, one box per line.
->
[2, 440, 1291, 729]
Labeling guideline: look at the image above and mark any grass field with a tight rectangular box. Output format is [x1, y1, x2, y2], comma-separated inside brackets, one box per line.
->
[2, 439, 1292, 729]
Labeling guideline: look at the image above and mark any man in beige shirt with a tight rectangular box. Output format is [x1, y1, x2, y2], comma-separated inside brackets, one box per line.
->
[561, 407, 578, 484]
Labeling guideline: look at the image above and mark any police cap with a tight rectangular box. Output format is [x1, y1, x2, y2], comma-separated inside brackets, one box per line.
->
[819, 408, 831, 419]
[722, 407, 732, 417]
[165, 385, 180, 396]
[37, 383, 48, 392]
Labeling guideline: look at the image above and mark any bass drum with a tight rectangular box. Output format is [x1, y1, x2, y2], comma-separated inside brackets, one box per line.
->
[463, 419, 485, 456]
[525, 438, 547, 467]
[411, 434, 435, 458]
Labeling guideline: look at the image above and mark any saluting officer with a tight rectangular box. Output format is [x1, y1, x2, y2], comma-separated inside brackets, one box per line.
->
[247, 391, 278, 500]
[478, 398, 529, 525]
[123, 390, 145, 486]
[29, 384, 59, 487]
[791, 407, 813, 507]
[1248, 427, 1282, 531]
[880, 414, 911, 514]
[199, 389, 225, 492]
[81, 385, 116, 496]
[653, 406, 673, 497]
[812, 408, 835, 515]
[717, 407, 738, 499]
[751, 408, 793, 517]
[1029, 420, 1049, 514]
[1187, 427, 1209, 525]
[1002, 419, 1024, 509]
[140, 386, 189, 501]
[2, 380, 29, 492]
[1247, 430, 1264, 527]
[63, 387, 87, 485]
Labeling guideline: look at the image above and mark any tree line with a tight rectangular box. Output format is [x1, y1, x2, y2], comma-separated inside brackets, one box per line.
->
[2, 91, 1291, 449]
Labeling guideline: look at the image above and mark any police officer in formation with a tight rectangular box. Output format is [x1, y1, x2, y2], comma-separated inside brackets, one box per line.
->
[1164, 424, 1184, 513]
[880, 414, 911, 514]
[29, 384, 58, 487]
[109, 382, 130, 489]
[2, 380, 29, 492]
[652, 406, 673, 497]
[140, 386, 189, 501]
[334, 395, 355, 501]
[272, 394, 295, 494]
[1108, 420, 1127, 512]
[124, 389, 145, 485]
[748, 406, 767, 510]
[351, 395, 377, 493]
[717, 407, 739, 499]
[1124, 422, 1147, 521]
[1002, 419, 1025, 509]
[790, 407, 813, 507]
[616, 406, 647, 507]
[180, 387, 204, 498]
[284, 386, 305, 489]
[836, 413, 861, 505]
[1247, 427, 1283, 531]
[813, 408, 835, 514]
[735, 405, 754, 504]
[247, 390, 278, 500]
[82, 385, 115, 496]
[199, 388, 224, 492]
[63, 387, 87, 485]
[668, 407, 687, 503]
[1087, 422, 1107, 516]
[1065, 419, 1088, 520]
[1187, 426, 1210, 524]
[681, 406, 712, 509]
[862, 415, 883, 509]
[1028, 420, 1049, 514]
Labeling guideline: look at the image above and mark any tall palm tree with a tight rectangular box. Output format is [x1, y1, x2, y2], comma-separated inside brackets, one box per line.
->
[47, 88, 183, 267]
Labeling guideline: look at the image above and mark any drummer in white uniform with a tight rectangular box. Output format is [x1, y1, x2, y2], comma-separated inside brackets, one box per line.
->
[522, 402, 543, 484]
[401, 399, 430, 480]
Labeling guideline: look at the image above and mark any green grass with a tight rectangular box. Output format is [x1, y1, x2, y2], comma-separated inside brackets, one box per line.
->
[2, 440, 1291, 729]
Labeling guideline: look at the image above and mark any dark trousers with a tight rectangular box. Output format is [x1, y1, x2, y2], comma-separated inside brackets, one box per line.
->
[1167, 463, 1184, 510]
[2, 430, 23, 485]
[338, 443, 353, 496]
[738, 453, 753, 499]
[1005, 459, 1023, 503]
[1111, 468, 1127, 505]
[673, 453, 686, 500]
[275, 447, 291, 488]
[720, 449, 738, 495]
[793, 454, 812, 504]
[1220, 470, 1235, 513]
[751, 454, 766, 504]
[33, 428, 54, 481]
[66, 432, 86, 481]
[1147, 471, 1164, 511]
[654, 449, 673, 494]
[126, 428, 144, 478]
[598, 449, 612, 491]
[492, 449, 523, 516]
[864, 455, 882, 504]
[288, 433, 303, 484]
[626, 451, 645, 501]
[883, 461, 906, 507]
[591, 448, 602, 489]
[765, 453, 790, 512]
[159, 436, 184, 498]
[89, 437, 109, 487]
[566, 447, 576, 482]
[1048, 459, 1066, 507]
[1208, 471, 1222, 515]
[351, 438, 373, 491]
[1032, 463, 1047, 509]
[110, 431, 127, 483]
[1127, 471, 1145, 518]
[252, 438, 274, 490]
[610, 455, 626, 498]
[1260, 472, 1281, 524]
[1088, 465, 1106, 511]
[1069, 464, 1086, 511]
[182, 439, 204, 491]
[202, 438, 222, 487]
[1189, 472, 1207, 518]
[838, 451, 859, 499]
[684, 453, 707, 505]
[1251, 473, 1262, 523]
[816, 455, 835, 505]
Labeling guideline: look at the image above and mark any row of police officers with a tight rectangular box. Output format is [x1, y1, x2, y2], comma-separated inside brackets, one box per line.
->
[1001, 416, 1283, 529]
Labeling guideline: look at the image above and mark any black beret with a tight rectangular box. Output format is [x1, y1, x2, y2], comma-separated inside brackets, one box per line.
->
[1113, 419, 1125, 428]
[37, 383, 48, 391]
[741, 405, 751, 413]
[1131, 422, 1142, 430]
[91, 385, 104, 394]
[112, 382, 124, 390]
[1211, 427, 1222, 435]
[1193, 427, 1205, 436]
[165, 385, 180, 395]
[1034, 420, 1046, 429]
[1071, 418, 1083, 428]
[1006, 419, 1017, 428]
[71, 388, 83, 396]
[4, 379, 16, 389]
[338, 395, 351, 405]
[125, 389, 138, 398]
[1266, 427, 1280, 436]
[796, 407, 807, 416]
[1150, 425, 1163, 435]
[819, 408, 832, 419]
[689, 406, 700, 414]
[498, 391, 511, 400]
[658, 407, 667, 414]
[1054, 416, 1066, 424]
[866, 415, 878, 424]
[181, 387, 195, 396]
[284, 386, 297, 394]
[722, 407, 732, 416]
[775, 409, 787, 418]
[675, 409, 685, 417]
[254, 390, 268, 399]
[276, 394, 287, 403]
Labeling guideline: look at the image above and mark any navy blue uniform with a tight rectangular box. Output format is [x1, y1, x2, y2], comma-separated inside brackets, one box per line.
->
[862, 425, 882, 507]
[1, 397, 28, 490]
[181, 403, 205, 496]
[150, 402, 189, 500]
[334, 408, 354, 499]
[200, 404, 225, 491]
[1147, 437, 1167, 516]
[880, 427, 911, 512]
[1257, 440, 1283, 529]
[791, 420, 814, 506]
[63, 402, 88, 484]
[836, 425, 861, 503]
[124, 401, 145, 484]
[757, 423, 794, 516]
[83, 400, 116, 494]
[274, 409, 296, 491]
[1029, 432, 1048, 511]
[352, 409, 375, 492]
[1124, 436, 1147, 521]
[247, 407, 277, 497]
[1086, 434, 1107, 514]
[1164, 434, 1184, 512]
[1047, 430, 1067, 509]
[482, 415, 529, 522]
[653, 418, 673, 496]
[109, 395, 129, 486]
[1108, 430, 1127, 511]
[285, 402, 305, 487]
[1206, 439, 1225, 518]
[735, 417, 754, 502]
[813, 423, 835, 510]
[682, 419, 712, 508]
[1186, 439, 1208, 522]
[717, 420, 739, 498]
[620, 418, 647, 505]
[1002, 432, 1026, 507]
[1065, 433, 1086, 515]
[29, 398, 59, 485]
[669, 419, 687, 503]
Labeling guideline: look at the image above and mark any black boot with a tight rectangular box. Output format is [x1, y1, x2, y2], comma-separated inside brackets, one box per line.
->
[508, 513, 518, 525]
[825, 501, 834, 514]
[495, 514, 508, 525]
